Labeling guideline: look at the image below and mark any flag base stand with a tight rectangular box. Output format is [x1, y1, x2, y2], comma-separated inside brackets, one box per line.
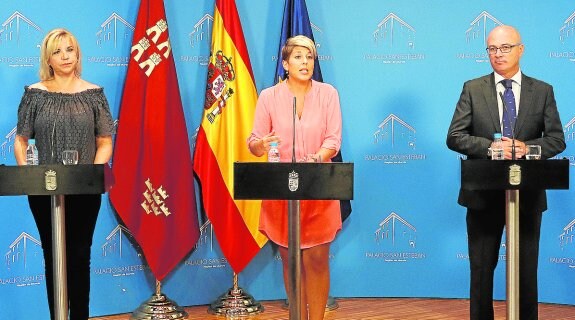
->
[207, 286, 264, 317]
[130, 293, 188, 320]
[131, 281, 188, 320]
[281, 296, 339, 311]
[207, 274, 264, 317]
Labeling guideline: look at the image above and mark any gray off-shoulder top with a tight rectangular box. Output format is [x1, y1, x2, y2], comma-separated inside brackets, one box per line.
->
[16, 87, 115, 164]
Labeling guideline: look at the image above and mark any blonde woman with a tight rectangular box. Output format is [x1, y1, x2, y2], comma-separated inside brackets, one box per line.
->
[14, 28, 114, 320]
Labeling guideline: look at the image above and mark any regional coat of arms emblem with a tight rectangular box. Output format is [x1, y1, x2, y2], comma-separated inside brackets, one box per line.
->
[45, 170, 57, 191]
[509, 164, 521, 186]
[288, 170, 299, 192]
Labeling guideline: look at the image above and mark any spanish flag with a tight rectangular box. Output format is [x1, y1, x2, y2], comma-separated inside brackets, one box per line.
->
[193, 0, 267, 274]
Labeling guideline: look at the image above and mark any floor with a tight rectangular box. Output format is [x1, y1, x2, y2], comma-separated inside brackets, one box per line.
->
[90, 297, 575, 320]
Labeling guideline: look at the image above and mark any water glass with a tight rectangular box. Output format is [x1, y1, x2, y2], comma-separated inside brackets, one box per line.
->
[62, 150, 79, 165]
[525, 145, 541, 160]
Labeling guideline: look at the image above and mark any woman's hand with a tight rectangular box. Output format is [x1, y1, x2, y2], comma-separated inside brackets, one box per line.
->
[260, 132, 281, 152]
[249, 131, 281, 157]
[14, 135, 29, 166]
[94, 136, 113, 164]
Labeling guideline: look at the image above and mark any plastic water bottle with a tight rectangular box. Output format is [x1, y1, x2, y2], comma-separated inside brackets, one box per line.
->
[26, 139, 39, 165]
[268, 141, 280, 162]
[491, 133, 504, 160]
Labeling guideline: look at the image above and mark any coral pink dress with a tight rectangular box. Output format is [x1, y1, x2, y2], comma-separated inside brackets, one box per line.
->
[248, 80, 342, 248]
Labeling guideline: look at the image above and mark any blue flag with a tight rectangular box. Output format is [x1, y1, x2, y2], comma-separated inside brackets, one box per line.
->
[274, 0, 322, 83]
[274, 0, 352, 221]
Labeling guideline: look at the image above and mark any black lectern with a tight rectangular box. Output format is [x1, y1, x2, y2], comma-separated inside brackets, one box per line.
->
[461, 159, 568, 320]
[234, 162, 353, 320]
[0, 164, 105, 320]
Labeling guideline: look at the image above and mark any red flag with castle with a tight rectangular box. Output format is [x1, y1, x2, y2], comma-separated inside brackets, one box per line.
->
[109, 0, 199, 281]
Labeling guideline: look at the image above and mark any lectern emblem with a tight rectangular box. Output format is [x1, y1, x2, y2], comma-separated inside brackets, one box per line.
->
[509, 164, 521, 186]
[288, 170, 299, 192]
[45, 170, 57, 191]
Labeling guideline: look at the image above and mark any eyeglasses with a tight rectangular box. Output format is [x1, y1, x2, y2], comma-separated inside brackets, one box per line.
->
[486, 44, 522, 55]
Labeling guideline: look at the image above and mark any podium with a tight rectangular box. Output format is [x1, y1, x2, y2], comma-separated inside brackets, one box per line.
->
[461, 159, 569, 320]
[234, 162, 353, 320]
[0, 164, 106, 320]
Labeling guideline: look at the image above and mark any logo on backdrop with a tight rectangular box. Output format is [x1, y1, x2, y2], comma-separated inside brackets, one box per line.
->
[559, 116, 575, 165]
[95, 224, 147, 277]
[365, 113, 425, 164]
[310, 22, 332, 62]
[88, 13, 133, 67]
[549, 218, 575, 269]
[182, 13, 211, 65]
[550, 11, 575, 61]
[185, 221, 227, 269]
[1, 232, 45, 286]
[366, 211, 425, 262]
[1, 127, 16, 161]
[0, 11, 42, 67]
[457, 11, 503, 63]
[456, 234, 506, 261]
[271, 21, 332, 63]
[364, 13, 425, 64]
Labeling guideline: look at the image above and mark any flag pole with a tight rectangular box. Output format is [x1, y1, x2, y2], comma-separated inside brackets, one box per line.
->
[130, 279, 188, 319]
[207, 273, 264, 317]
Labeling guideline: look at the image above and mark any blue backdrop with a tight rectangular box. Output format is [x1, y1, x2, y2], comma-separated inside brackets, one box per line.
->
[1, 1, 575, 318]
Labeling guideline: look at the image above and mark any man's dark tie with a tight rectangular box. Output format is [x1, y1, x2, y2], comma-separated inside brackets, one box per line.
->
[501, 79, 517, 138]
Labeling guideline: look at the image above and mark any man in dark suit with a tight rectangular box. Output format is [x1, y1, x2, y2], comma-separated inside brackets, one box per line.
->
[446, 25, 565, 320]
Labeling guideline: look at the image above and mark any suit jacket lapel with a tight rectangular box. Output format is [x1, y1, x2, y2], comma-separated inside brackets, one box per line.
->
[515, 74, 533, 137]
[481, 73, 500, 134]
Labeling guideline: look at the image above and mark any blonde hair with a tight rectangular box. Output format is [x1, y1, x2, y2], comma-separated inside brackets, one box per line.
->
[39, 28, 82, 80]
[281, 35, 317, 62]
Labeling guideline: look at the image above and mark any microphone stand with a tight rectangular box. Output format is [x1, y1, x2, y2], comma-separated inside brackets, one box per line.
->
[288, 96, 302, 320]
[292, 97, 297, 163]
[498, 90, 520, 320]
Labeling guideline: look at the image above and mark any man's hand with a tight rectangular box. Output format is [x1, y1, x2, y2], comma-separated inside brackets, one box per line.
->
[502, 137, 526, 159]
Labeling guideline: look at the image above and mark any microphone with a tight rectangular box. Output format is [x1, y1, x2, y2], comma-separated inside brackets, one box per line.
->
[292, 97, 296, 163]
[499, 91, 516, 160]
